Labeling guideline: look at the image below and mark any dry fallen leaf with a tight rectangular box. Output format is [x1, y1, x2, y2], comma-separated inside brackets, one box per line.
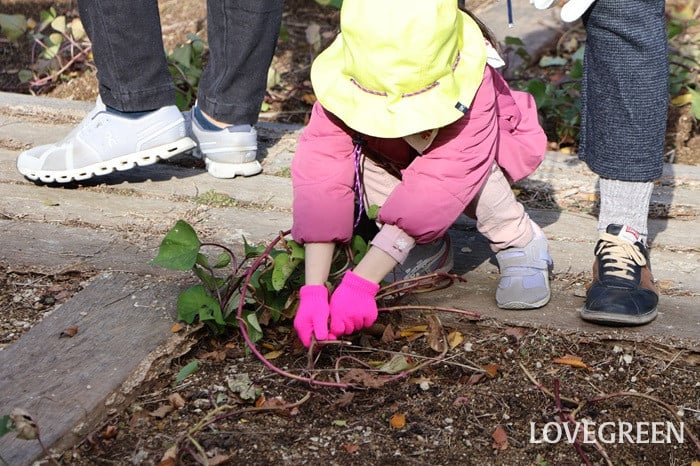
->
[10, 408, 39, 440]
[447, 330, 464, 349]
[482, 364, 499, 378]
[59, 325, 78, 338]
[149, 404, 175, 419]
[398, 325, 428, 337]
[200, 350, 227, 362]
[504, 327, 525, 341]
[335, 392, 355, 408]
[342, 444, 359, 453]
[170, 322, 184, 333]
[390, 413, 407, 429]
[263, 349, 284, 360]
[466, 372, 486, 386]
[381, 324, 396, 343]
[492, 424, 509, 450]
[426, 315, 446, 352]
[168, 393, 186, 409]
[553, 354, 591, 370]
[101, 424, 118, 440]
[301, 93, 317, 105]
[157, 445, 177, 466]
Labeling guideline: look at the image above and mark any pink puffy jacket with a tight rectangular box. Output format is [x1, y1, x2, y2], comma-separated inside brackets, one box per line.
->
[291, 66, 546, 245]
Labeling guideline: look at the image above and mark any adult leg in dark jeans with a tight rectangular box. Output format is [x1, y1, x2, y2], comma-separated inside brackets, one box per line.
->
[579, 0, 668, 325]
[16, 0, 283, 182]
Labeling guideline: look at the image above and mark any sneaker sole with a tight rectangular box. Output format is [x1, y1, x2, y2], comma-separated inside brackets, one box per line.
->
[204, 159, 262, 179]
[496, 264, 553, 311]
[19, 137, 196, 184]
[579, 306, 658, 326]
[497, 293, 551, 310]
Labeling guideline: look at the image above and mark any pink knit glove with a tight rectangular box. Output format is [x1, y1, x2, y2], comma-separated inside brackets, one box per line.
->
[329, 270, 381, 337]
[294, 285, 333, 347]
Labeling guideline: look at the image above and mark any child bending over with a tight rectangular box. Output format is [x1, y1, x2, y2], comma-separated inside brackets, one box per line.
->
[291, 0, 553, 347]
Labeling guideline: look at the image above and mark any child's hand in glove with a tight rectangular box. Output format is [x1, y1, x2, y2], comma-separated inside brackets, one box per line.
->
[329, 270, 381, 337]
[294, 285, 334, 347]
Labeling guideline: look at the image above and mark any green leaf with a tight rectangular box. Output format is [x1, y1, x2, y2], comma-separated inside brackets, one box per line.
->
[243, 236, 266, 258]
[568, 59, 583, 79]
[242, 310, 263, 342]
[18, 69, 33, 83]
[271, 253, 301, 291]
[171, 43, 192, 67]
[38, 8, 56, 31]
[192, 264, 219, 291]
[314, 0, 343, 8]
[177, 284, 224, 325]
[227, 373, 262, 401]
[213, 252, 231, 268]
[152, 220, 201, 270]
[538, 55, 568, 67]
[366, 204, 380, 220]
[174, 360, 199, 386]
[524, 79, 547, 109]
[378, 354, 413, 374]
[687, 87, 700, 120]
[287, 240, 305, 260]
[350, 235, 368, 264]
[195, 252, 210, 268]
[50, 15, 66, 33]
[504, 36, 524, 46]
[42, 42, 61, 60]
[0, 14, 28, 40]
[0, 414, 15, 437]
[69, 17, 86, 40]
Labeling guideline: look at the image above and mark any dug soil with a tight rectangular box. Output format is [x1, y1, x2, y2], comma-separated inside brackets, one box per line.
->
[2, 267, 699, 465]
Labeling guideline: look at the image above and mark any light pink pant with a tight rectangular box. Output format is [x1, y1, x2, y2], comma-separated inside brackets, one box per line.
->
[361, 158, 534, 252]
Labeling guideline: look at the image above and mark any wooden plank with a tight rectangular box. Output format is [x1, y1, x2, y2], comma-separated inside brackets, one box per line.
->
[0, 272, 185, 466]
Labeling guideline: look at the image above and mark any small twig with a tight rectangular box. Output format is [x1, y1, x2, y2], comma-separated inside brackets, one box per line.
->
[379, 304, 481, 321]
[518, 362, 580, 408]
[661, 350, 684, 373]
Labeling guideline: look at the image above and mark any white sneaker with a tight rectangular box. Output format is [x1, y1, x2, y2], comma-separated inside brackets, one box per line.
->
[495, 222, 553, 310]
[16, 98, 195, 184]
[186, 108, 262, 179]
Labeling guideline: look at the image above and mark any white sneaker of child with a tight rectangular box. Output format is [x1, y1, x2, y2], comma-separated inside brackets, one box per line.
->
[495, 221, 553, 310]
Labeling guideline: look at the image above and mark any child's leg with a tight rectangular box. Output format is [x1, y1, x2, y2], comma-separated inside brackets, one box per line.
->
[466, 164, 553, 309]
[464, 164, 533, 252]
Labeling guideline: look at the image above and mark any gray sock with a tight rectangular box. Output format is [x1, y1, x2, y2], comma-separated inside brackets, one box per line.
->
[598, 178, 653, 243]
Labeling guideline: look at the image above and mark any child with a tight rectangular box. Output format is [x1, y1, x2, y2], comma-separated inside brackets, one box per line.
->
[291, 0, 553, 347]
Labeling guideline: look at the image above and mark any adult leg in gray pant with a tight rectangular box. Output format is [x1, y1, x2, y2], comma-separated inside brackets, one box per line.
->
[579, 0, 667, 326]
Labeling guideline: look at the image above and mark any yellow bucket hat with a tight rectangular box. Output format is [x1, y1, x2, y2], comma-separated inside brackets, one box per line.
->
[311, 0, 488, 138]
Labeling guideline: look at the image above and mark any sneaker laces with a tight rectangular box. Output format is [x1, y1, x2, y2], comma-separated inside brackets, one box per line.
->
[596, 232, 647, 280]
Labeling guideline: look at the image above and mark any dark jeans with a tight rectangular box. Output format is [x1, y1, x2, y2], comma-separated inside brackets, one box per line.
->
[580, 0, 668, 182]
[77, 0, 283, 126]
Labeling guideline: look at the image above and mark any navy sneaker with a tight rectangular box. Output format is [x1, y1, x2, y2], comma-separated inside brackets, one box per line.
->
[580, 224, 659, 326]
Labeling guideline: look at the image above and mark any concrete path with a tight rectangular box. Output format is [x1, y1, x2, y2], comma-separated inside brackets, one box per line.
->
[1, 3, 698, 463]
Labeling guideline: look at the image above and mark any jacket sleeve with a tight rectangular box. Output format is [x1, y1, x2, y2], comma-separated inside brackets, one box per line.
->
[378, 68, 500, 244]
[291, 102, 357, 244]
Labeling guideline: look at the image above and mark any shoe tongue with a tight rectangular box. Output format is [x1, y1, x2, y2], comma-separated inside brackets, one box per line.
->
[606, 224, 641, 245]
